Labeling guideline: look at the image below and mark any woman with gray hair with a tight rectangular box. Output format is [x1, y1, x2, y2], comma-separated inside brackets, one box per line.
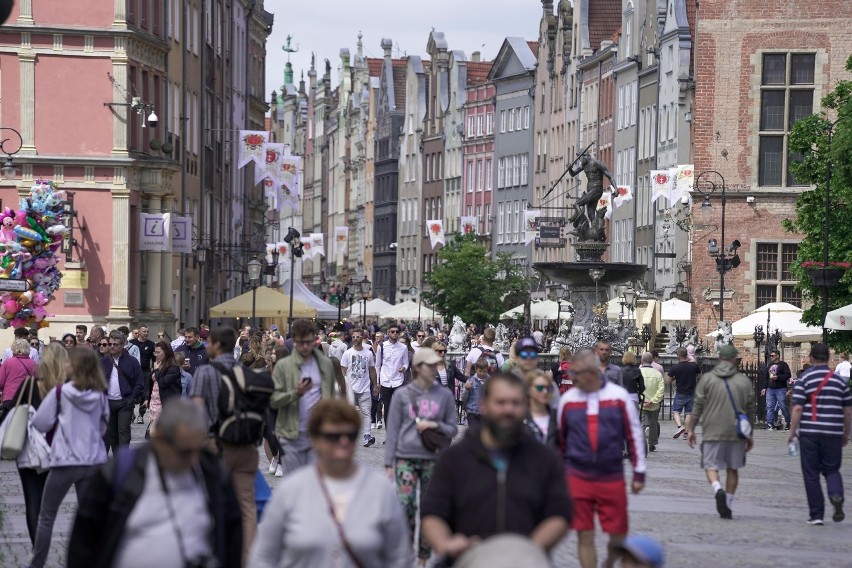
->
[0, 337, 38, 422]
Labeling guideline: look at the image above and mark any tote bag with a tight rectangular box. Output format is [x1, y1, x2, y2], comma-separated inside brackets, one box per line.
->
[0, 378, 35, 460]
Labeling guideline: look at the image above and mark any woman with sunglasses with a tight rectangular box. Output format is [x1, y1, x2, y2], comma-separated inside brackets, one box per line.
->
[250, 399, 412, 567]
[422, 337, 465, 424]
[144, 342, 182, 436]
[30, 347, 108, 568]
[61, 334, 77, 350]
[524, 370, 558, 447]
[96, 338, 109, 358]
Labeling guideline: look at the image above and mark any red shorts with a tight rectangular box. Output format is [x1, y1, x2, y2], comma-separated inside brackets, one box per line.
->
[566, 475, 628, 534]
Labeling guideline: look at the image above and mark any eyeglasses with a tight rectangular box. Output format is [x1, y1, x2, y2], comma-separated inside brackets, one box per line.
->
[434, 349, 447, 354]
[30, 342, 39, 347]
[533, 384, 551, 392]
[99, 342, 108, 348]
[316, 431, 358, 444]
[518, 351, 538, 360]
[388, 330, 399, 334]
[417, 334, 425, 338]
[107, 342, 121, 347]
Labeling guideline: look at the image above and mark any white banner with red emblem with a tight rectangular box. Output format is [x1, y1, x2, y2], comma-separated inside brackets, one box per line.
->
[255, 143, 285, 185]
[650, 170, 674, 203]
[309, 233, 325, 258]
[460, 216, 477, 236]
[596, 189, 613, 220]
[671, 164, 694, 204]
[523, 210, 540, 245]
[613, 185, 633, 209]
[333, 226, 349, 257]
[427, 220, 445, 249]
[238, 131, 270, 168]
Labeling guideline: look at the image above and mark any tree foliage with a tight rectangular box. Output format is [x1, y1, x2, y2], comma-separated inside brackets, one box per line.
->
[785, 55, 852, 350]
[423, 232, 531, 325]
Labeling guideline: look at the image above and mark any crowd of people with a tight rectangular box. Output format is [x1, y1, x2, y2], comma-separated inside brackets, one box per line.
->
[0, 318, 848, 568]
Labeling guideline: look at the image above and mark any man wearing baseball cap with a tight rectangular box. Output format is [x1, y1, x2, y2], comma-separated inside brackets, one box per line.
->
[512, 337, 541, 377]
[686, 344, 754, 519]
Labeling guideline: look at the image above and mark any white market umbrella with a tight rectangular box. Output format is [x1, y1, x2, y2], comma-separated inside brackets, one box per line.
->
[500, 304, 525, 320]
[661, 298, 691, 322]
[825, 303, 852, 331]
[379, 300, 439, 321]
[531, 299, 573, 320]
[350, 298, 394, 318]
[707, 302, 820, 342]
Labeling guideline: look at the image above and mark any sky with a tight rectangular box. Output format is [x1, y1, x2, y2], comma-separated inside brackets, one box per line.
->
[263, 0, 544, 94]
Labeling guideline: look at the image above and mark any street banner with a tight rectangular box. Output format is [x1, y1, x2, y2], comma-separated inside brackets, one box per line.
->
[279, 155, 301, 199]
[238, 130, 270, 169]
[460, 215, 477, 235]
[333, 226, 349, 257]
[597, 188, 612, 220]
[650, 170, 673, 203]
[613, 185, 633, 208]
[171, 216, 192, 254]
[670, 164, 694, 204]
[255, 143, 285, 185]
[265, 243, 276, 264]
[300, 237, 314, 260]
[427, 220, 446, 249]
[310, 233, 326, 258]
[523, 210, 540, 245]
[139, 213, 171, 252]
[276, 242, 289, 257]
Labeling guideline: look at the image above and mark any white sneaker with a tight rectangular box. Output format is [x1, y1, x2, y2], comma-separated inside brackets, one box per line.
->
[371, 422, 377, 429]
[268, 457, 278, 474]
[274, 465, 284, 477]
[377, 420, 384, 429]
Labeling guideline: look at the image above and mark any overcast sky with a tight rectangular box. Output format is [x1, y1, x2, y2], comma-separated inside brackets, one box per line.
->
[263, 0, 543, 95]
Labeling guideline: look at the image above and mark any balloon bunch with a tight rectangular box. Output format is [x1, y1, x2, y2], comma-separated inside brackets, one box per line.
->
[0, 179, 68, 329]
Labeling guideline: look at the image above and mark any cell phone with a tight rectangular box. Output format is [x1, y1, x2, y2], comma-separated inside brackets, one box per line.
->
[301, 377, 311, 385]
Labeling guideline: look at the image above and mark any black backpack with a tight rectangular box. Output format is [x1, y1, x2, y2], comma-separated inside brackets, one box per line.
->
[210, 362, 274, 445]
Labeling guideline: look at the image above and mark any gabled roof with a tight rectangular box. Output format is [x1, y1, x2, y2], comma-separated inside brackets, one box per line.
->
[392, 60, 407, 110]
[587, 0, 621, 52]
[527, 41, 540, 57]
[367, 58, 383, 78]
[466, 61, 493, 85]
[488, 37, 537, 81]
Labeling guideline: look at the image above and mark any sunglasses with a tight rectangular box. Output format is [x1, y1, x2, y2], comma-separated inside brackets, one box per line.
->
[417, 334, 425, 338]
[388, 330, 399, 334]
[534, 384, 551, 392]
[316, 431, 358, 444]
[434, 349, 447, 354]
[30, 342, 39, 347]
[518, 351, 538, 360]
[108, 342, 121, 347]
[99, 342, 108, 347]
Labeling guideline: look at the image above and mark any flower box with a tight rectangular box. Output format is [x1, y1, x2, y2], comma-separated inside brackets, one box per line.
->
[806, 267, 846, 287]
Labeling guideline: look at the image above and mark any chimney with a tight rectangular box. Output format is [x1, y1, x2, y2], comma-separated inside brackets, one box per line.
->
[381, 38, 393, 60]
[542, 0, 554, 14]
[471, 51, 481, 63]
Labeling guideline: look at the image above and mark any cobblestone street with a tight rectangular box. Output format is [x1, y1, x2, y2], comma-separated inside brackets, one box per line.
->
[1, 420, 850, 567]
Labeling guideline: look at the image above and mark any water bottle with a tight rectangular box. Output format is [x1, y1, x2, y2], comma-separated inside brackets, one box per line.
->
[788, 439, 799, 457]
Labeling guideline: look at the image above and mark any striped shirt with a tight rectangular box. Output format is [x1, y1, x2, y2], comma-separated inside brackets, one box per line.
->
[792, 365, 852, 437]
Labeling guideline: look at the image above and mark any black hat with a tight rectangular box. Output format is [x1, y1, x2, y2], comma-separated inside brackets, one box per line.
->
[517, 337, 538, 353]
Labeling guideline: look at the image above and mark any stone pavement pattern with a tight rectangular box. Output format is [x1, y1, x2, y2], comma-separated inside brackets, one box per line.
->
[1, 420, 850, 567]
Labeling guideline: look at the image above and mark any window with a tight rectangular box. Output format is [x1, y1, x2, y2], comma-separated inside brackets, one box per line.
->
[521, 154, 528, 185]
[540, 83, 545, 113]
[485, 203, 491, 234]
[486, 112, 493, 135]
[631, 81, 638, 126]
[758, 52, 815, 187]
[497, 158, 505, 188]
[666, 45, 673, 72]
[513, 155, 520, 186]
[497, 203, 504, 244]
[467, 161, 474, 192]
[755, 242, 802, 308]
[500, 110, 506, 133]
[617, 86, 624, 130]
[477, 159, 483, 191]
[524, 106, 530, 129]
[192, 7, 199, 56]
[513, 201, 521, 242]
[486, 158, 493, 190]
[467, 116, 475, 137]
[508, 108, 515, 132]
[476, 115, 484, 137]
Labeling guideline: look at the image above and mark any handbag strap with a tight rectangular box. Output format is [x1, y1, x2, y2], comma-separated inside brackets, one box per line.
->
[315, 467, 367, 568]
[722, 377, 741, 416]
[810, 370, 834, 422]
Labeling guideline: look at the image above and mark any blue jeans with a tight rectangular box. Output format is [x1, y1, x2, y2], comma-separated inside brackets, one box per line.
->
[799, 434, 844, 521]
[765, 387, 790, 425]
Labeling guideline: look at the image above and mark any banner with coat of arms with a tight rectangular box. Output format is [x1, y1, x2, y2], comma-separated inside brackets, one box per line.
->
[650, 170, 674, 203]
[333, 226, 349, 257]
[460, 216, 477, 235]
[427, 220, 445, 249]
[523, 210, 540, 245]
[613, 185, 633, 208]
[256, 143, 285, 185]
[670, 164, 694, 204]
[238, 131, 269, 169]
[309, 233, 325, 258]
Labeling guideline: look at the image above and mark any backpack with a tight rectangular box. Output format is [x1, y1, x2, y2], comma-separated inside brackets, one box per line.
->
[478, 346, 500, 375]
[210, 362, 274, 446]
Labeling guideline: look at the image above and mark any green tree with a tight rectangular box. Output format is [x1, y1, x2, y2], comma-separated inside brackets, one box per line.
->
[785, 55, 852, 350]
[423, 232, 531, 325]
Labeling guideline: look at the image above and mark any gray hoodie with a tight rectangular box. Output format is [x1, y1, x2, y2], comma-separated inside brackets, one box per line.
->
[32, 383, 109, 468]
[384, 381, 458, 467]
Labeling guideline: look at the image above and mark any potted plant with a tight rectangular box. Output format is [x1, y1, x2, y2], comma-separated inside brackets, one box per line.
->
[801, 261, 851, 287]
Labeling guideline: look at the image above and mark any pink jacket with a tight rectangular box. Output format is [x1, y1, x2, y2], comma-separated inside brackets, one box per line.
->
[0, 355, 37, 403]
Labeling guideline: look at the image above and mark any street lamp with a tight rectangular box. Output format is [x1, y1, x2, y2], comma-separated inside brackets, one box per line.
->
[247, 257, 262, 331]
[820, 117, 847, 343]
[695, 170, 740, 328]
[547, 283, 568, 322]
[0, 127, 23, 179]
[283, 226, 304, 336]
[318, 279, 330, 301]
[753, 325, 765, 368]
[357, 275, 371, 328]
[409, 285, 419, 331]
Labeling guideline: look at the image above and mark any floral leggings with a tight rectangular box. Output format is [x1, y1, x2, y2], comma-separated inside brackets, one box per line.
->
[395, 458, 436, 560]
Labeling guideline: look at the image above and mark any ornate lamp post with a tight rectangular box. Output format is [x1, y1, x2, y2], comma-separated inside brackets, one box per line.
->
[357, 275, 371, 328]
[1, 127, 23, 179]
[247, 258, 262, 331]
[753, 325, 765, 368]
[547, 283, 567, 323]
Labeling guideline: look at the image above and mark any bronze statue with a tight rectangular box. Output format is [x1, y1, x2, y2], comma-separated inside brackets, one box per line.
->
[568, 155, 616, 242]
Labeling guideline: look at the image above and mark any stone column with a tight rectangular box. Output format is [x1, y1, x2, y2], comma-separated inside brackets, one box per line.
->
[113, 0, 127, 27]
[145, 196, 163, 312]
[160, 196, 174, 312]
[109, 188, 132, 319]
[19, 53, 36, 154]
[110, 52, 129, 156]
[17, 0, 34, 25]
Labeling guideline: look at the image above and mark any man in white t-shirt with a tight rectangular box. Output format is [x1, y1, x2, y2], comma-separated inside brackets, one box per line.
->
[465, 328, 505, 376]
[835, 353, 851, 380]
[340, 329, 378, 447]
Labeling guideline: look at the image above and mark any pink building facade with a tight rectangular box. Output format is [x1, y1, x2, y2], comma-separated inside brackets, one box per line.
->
[463, 76, 495, 242]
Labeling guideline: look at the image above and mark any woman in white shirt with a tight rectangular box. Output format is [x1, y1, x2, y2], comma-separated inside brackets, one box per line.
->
[250, 399, 412, 568]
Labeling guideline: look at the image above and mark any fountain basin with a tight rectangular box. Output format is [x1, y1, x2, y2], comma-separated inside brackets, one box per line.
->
[533, 262, 648, 287]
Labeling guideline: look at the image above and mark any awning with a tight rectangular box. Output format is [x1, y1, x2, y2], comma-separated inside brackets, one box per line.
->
[706, 302, 821, 342]
[280, 279, 350, 320]
[350, 298, 395, 318]
[825, 303, 852, 331]
[379, 300, 439, 321]
[661, 298, 692, 322]
[208, 286, 316, 319]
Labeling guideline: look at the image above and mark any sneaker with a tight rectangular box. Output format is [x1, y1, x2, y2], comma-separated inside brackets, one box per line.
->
[363, 436, 376, 448]
[376, 420, 383, 429]
[371, 422, 377, 430]
[715, 489, 732, 519]
[649, 445, 656, 452]
[785, 424, 791, 431]
[807, 518, 824, 526]
[831, 496, 845, 522]
[274, 465, 284, 478]
[763, 425, 774, 430]
[673, 427, 685, 439]
[136, 415, 144, 424]
[268, 457, 279, 474]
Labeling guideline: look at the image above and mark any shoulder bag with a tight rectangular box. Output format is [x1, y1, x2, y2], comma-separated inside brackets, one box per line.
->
[407, 390, 451, 452]
[316, 467, 367, 568]
[722, 378, 752, 440]
[1, 376, 36, 459]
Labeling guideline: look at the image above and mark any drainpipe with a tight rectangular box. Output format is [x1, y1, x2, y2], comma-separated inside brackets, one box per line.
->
[179, 0, 189, 330]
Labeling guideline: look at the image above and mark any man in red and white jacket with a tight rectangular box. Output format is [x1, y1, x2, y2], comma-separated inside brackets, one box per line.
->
[557, 350, 646, 568]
